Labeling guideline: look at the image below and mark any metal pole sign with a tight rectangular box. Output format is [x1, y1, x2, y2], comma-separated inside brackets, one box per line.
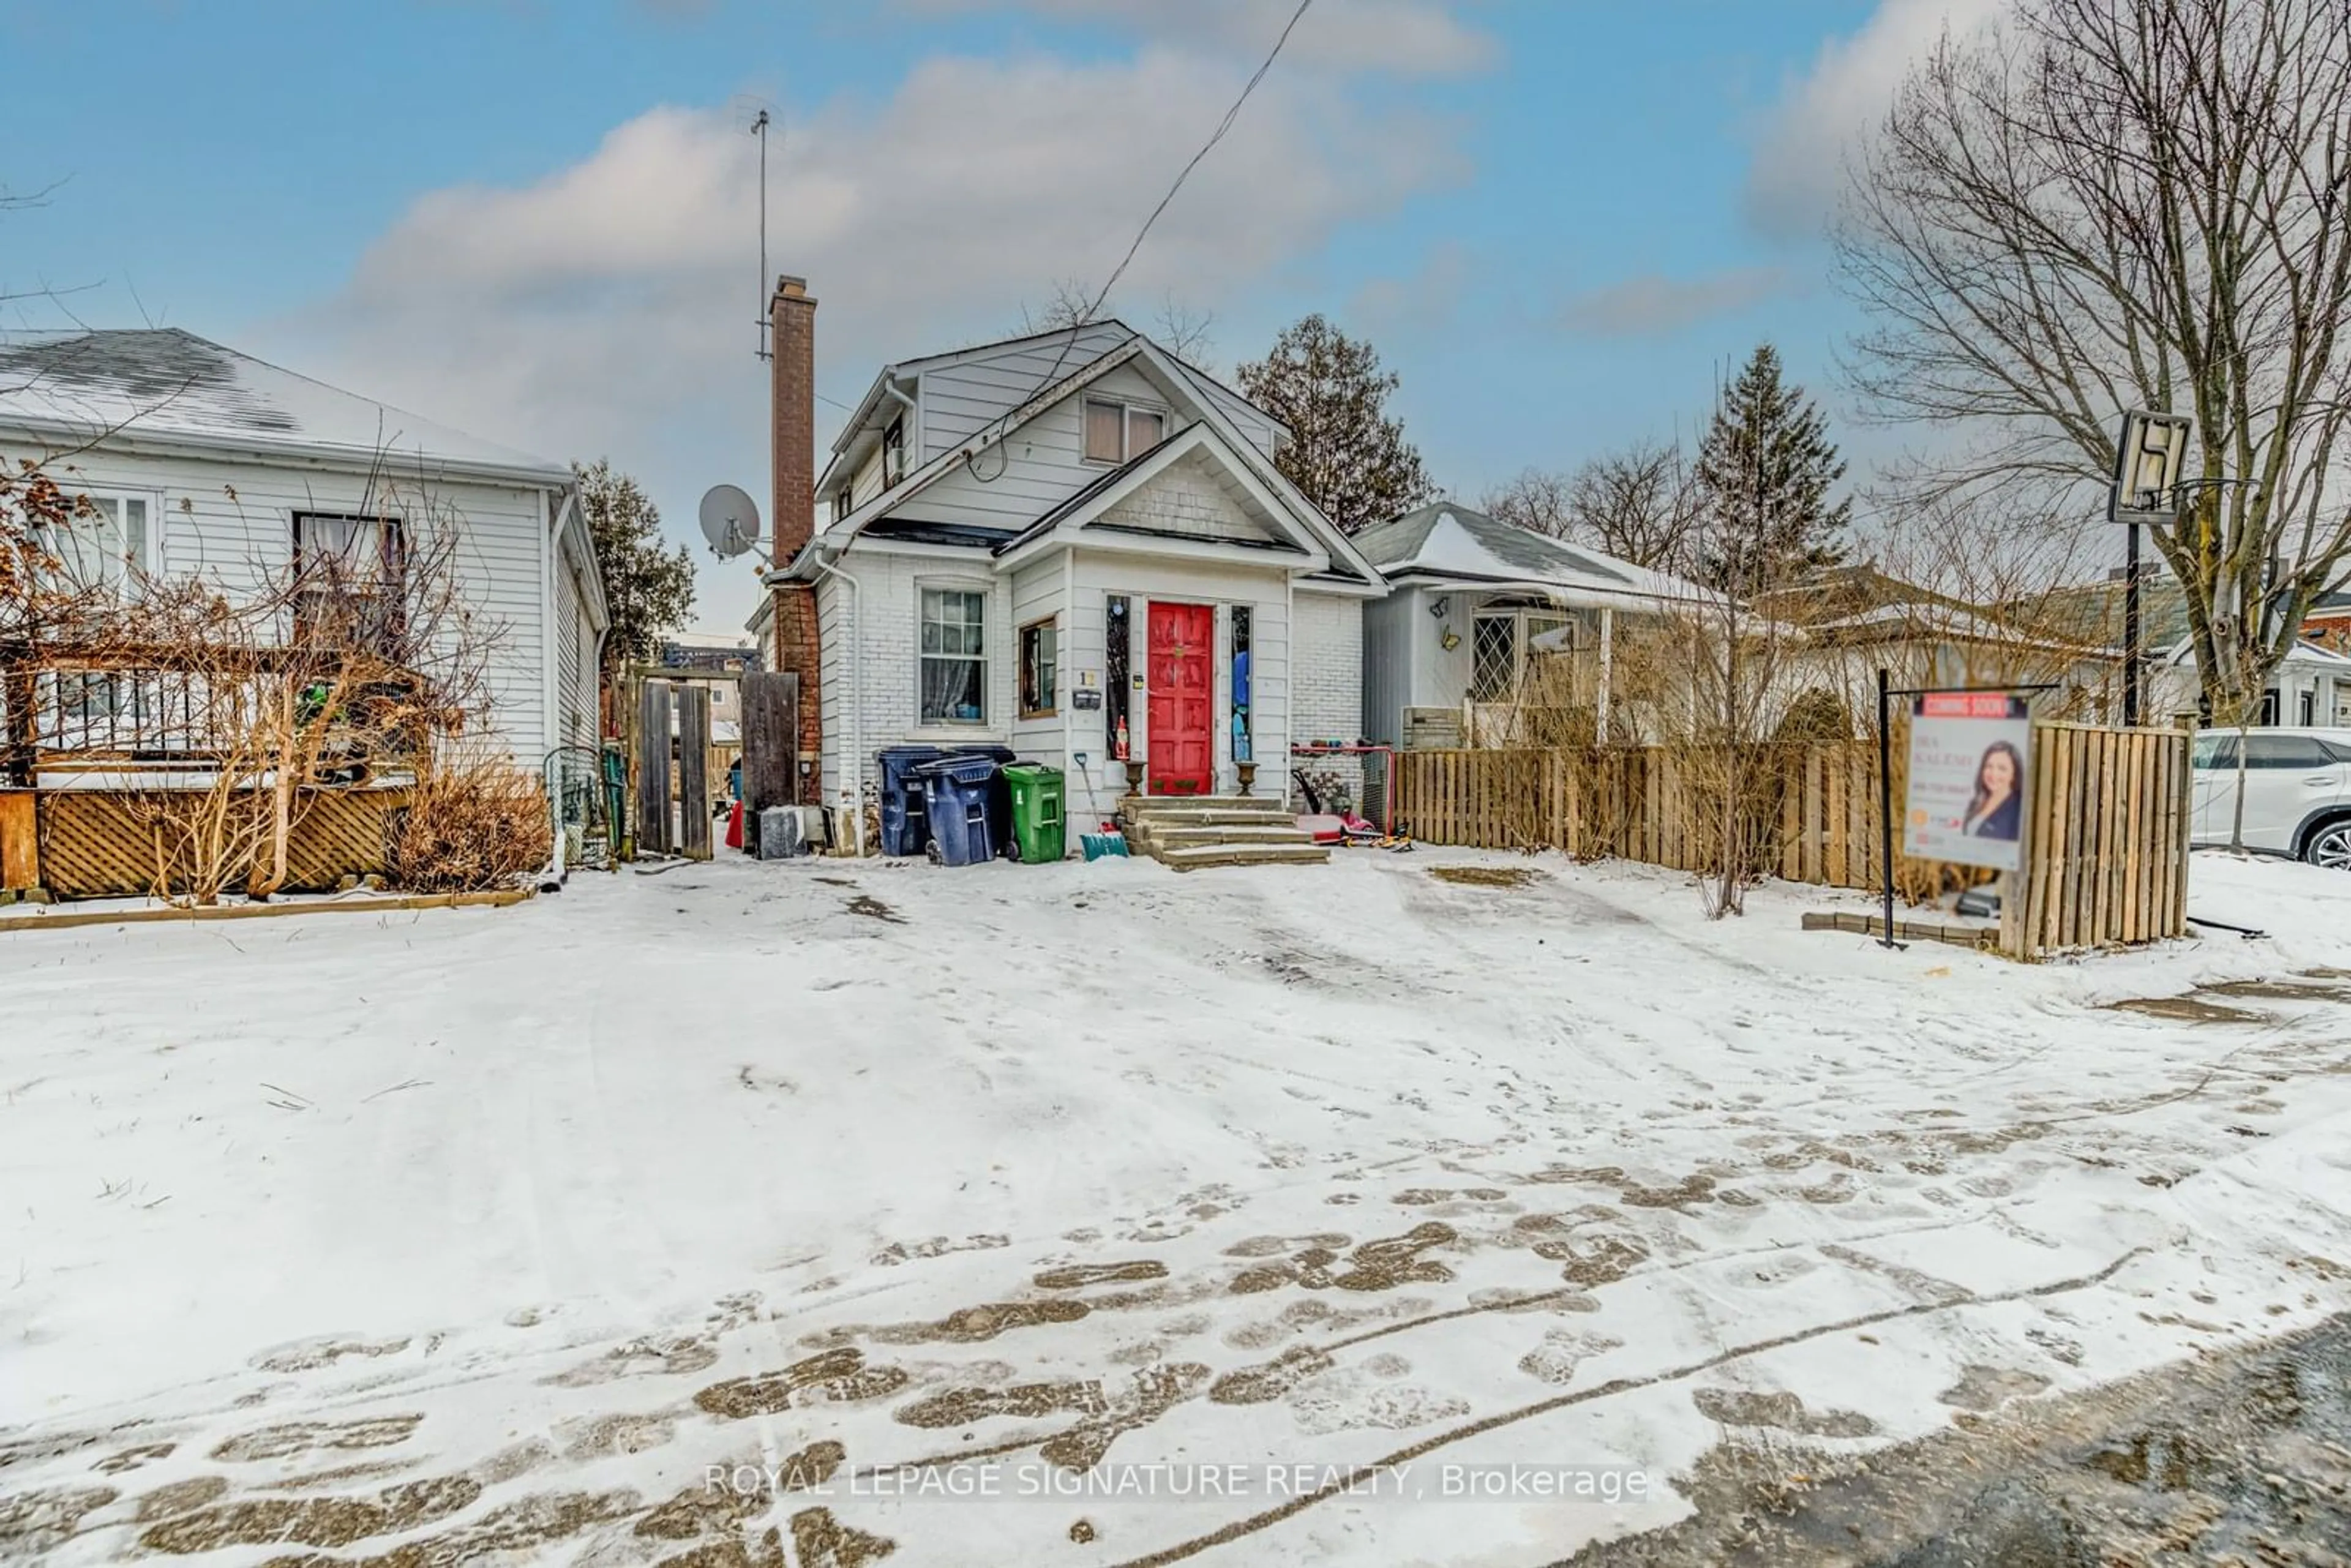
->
[1875, 673, 2055, 950]
[1904, 691, 2033, 872]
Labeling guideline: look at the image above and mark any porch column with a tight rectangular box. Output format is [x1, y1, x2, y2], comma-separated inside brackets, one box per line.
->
[1596, 607, 1614, 744]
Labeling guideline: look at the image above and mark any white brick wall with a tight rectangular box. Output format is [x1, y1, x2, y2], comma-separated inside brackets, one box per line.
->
[1291, 588, 1367, 815]
[817, 548, 1017, 808]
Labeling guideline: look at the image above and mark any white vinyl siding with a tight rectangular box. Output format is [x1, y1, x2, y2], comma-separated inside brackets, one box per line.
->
[0, 440, 562, 762]
[916, 321, 1136, 460]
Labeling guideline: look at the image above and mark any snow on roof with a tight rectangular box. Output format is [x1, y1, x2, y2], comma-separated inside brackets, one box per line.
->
[0, 329, 569, 484]
[1354, 501, 1704, 605]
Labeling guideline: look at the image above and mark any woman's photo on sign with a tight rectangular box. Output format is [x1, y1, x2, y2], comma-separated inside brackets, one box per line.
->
[1963, 740, 2023, 842]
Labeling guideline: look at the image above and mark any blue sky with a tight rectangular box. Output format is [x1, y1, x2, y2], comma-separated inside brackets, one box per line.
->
[1, 0, 1959, 633]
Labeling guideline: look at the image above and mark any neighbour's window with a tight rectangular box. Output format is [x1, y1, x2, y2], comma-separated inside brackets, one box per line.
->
[37, 493, 151, 595]
[883, 417, 906, 487]
[1082, 398, 1168, 464]
[293, 512, 405, 650]
[920, 587, 986, 725]
[2259, 689, 2280, 725]
[2299, 689, 2316, 726]
[294, 512, 404, 585]
[833, 489, 851, 525]
[1469, 613, 1518, 700]
[1019, 618, 1057, 718]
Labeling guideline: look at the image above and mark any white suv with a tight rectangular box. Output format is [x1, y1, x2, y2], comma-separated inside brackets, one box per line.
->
[2190, 727, 2351, 868]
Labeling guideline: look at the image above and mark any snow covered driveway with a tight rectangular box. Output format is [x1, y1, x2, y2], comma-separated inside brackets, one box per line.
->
[4, 850, 2350, 1565]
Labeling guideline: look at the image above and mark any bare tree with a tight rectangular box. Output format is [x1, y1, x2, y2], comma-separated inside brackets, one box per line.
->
[1151, 292, 1217, 366]
[1021, 280, 1218, 365]
[1486, 443, 1708, 572]
[1839, 0, 2351, 733]
[1481, 468, 1573, 538]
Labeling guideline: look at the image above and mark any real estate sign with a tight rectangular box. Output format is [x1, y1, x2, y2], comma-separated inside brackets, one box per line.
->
[1905, 692, 2032, 872]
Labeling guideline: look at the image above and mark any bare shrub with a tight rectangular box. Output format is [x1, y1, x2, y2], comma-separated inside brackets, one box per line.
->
[388, 756, 550, 893]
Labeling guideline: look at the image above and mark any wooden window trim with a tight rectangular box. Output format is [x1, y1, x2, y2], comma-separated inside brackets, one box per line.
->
[1019, 615, 1059, 719]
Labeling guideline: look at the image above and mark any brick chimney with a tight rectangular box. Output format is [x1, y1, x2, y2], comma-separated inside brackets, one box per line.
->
[767, 275, 823, 800]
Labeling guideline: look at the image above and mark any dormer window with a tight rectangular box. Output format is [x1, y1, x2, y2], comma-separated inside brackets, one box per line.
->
[1083, 398, 1166, 465]
[883, 416, 906, 487]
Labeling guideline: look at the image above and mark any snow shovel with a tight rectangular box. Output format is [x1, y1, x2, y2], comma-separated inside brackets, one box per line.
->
[1074, 754, 1128, 860]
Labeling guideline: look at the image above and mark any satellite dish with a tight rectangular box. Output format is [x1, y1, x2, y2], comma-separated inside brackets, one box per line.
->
[699, 484, 762, 559]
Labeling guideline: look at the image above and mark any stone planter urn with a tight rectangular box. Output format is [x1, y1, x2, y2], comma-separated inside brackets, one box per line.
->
[1234, 760, 1259, 797]
[1119, 757, 1145, 798]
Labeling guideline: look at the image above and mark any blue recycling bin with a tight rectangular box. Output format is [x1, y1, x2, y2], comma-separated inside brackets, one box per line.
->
[919, 756, 1003, 866]
[949, 745, 1016, 854]
[878, 745, 947, 857]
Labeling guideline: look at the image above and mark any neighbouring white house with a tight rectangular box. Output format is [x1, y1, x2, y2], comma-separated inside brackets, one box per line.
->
[750, 280, 1384, 847]
[0, 328, 606, 770]
[1353, 501, 1709, 750]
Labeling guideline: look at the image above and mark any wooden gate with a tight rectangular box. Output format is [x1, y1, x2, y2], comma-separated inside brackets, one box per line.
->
[740, 671, 801, 814]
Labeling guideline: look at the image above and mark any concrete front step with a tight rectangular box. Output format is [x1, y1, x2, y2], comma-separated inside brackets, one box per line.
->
[1118, 794, 1289, 817]
[1120, 808, 1298, 833]
[1134, 822, 1316, 849]
[1156, 841, 1330, 871]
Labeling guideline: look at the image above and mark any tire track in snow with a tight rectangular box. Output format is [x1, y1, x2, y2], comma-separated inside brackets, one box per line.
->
[1100, 1245, 2155, 1568]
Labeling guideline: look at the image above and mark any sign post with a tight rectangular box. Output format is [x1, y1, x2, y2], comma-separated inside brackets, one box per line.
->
[1875, 672, 2052, 951]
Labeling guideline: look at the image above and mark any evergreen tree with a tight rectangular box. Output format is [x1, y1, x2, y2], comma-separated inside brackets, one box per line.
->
[1692, 343, 1850, 593]
[575, 459, 696, 674]
[1237, 315, 1434, 535]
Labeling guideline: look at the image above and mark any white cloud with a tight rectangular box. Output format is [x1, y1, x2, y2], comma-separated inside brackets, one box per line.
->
[1551, 266, 1793, 339]
[277, 45, 1466, 625]
[890, 0, 1494, 77]
[1744, 0, 2006, 240]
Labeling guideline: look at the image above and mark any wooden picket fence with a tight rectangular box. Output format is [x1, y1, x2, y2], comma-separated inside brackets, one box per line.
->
[1393, 725, 2191, 958]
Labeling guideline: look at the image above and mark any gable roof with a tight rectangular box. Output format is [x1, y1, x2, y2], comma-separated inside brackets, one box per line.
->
[0, 328, 571, 486]
[782, 332, 1381, 587]
[1357, 501, 1703, 605]
[991, 422, 1321, 571]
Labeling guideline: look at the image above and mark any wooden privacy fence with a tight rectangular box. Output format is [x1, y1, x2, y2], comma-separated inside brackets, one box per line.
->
[1393, 726, 2191, 956]
[2, 786, 410, 900]
[2016, 722, 2191, 953]
[1393, 742, 1886, 888]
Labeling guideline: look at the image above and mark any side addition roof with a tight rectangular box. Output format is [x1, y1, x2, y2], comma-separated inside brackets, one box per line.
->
[0, 328, 571, 487]
[1355, 502, 1704, 606]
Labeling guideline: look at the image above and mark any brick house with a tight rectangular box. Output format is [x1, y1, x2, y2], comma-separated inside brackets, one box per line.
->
[749, 278, 1385, 849]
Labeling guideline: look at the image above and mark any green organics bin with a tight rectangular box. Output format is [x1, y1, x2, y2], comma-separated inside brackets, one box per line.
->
[1002, 763, 1067, 863]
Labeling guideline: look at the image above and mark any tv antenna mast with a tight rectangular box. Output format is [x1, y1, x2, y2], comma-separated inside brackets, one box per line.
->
[751, 107, 773, 362]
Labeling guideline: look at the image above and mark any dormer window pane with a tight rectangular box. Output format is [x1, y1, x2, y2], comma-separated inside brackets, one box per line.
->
[1084, 399, 1125, 463]
[1127, 408, 1164, 455]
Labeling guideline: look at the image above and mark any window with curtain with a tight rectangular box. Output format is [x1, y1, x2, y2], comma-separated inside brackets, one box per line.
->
[921, 587, 987, 724]
[1084, 400, 1125, 463]
[1082, 399, 1168, 463]
[39, 494, 149, 594]
[293, 512, 407, 651]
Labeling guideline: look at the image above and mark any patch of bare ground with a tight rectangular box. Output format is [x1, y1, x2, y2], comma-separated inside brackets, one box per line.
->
[1034, 1261, 1168, 1290]
[695, 1348, 909, 1419]
[257, 1487, 640, 1567]
[0, 1484, 117, 1555]
[211, 1415, 422, 1463]
[1428, 865, 1540, 888]
[140, 1474, 481, 1554]
[1559, 1313, 2351, 1567]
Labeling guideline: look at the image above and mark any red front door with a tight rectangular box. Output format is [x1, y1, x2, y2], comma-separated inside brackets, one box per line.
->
[1146, 601, 1214, 795]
